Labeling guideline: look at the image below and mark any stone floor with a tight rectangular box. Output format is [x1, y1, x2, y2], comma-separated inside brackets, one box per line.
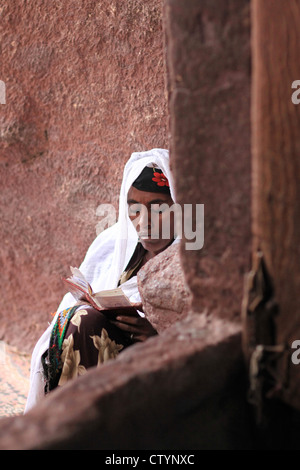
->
[0, 342, 31, 418]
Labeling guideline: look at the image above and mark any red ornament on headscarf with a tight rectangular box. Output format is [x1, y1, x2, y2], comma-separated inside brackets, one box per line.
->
[152, 171, 170, 187]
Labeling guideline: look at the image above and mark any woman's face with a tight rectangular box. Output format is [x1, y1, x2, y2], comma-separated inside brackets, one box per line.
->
[127, 185, 175, 255]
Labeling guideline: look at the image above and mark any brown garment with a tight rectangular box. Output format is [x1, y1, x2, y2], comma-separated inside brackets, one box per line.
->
[58, 307, 133, 387]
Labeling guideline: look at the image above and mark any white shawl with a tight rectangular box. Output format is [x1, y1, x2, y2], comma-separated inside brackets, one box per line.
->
[25, 148, 175, 412]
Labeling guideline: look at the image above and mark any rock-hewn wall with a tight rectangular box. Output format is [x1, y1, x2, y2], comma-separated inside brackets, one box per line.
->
[164, 0, 251, 320]
[0, 315, 251, 450]
[250, 0, 300, 414]
[0, 0, 257, 451]
[0, 0, 168, 351]
[138, 244, 192, 333]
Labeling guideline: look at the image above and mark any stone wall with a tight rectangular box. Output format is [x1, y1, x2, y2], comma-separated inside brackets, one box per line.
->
[164, 0, 251, 319]
[0, 0, 168, 351]
[0, 0, 258, 451]
[249, 0, 300, 415]
[0, 315, 251, 450]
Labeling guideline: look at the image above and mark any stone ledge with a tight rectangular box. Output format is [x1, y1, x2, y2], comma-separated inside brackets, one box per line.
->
[0, 313, 253, 450]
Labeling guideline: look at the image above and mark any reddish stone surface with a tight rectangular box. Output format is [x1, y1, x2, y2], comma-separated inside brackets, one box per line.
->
[164, 0, 251, 321]
[251, 0, 300, 413]
[0, 0, 168, 352]
[0, 314, 251, 450]
[138, 243, 192, 333]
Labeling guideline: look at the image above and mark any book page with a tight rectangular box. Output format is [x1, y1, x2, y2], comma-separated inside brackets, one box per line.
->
[68, 266, 93, 295]
[62, 266, 93, 300]
[93, 288, 133, 309]
[63, 267, 138, 314]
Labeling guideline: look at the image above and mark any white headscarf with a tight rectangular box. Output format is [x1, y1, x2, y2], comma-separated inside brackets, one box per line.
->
[25, 148, 174, 412]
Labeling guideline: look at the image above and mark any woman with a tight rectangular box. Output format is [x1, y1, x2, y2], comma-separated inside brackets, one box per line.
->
[25, 148, 177, 412]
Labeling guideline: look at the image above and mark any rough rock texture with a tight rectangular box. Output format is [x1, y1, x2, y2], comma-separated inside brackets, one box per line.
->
[0, 0, 258, 451]
[0, 314, 253, 450]
[0, 0, 168, 352]
[250, 0, 300, 414]
[164, 0, 251, 321]
[137, 243, 192, 333]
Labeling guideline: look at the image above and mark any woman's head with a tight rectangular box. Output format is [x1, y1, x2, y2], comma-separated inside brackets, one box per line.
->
[127, 165, 175, 255]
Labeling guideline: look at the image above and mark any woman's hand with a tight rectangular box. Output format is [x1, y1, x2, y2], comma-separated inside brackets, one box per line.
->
[111, 304, 157, 343]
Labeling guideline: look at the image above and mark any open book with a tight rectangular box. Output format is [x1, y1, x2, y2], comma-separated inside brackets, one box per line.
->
[63, 267, 138, 315]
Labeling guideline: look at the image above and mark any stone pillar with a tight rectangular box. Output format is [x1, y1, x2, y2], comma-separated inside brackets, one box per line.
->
[164, 0, 251, 321]
[250, 0, 300, 413]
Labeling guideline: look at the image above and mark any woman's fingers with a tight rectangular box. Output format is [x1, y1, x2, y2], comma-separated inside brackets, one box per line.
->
[115, 315, 140, 325]
[111, 315, 158, 342]
[111, 315, 140, 333]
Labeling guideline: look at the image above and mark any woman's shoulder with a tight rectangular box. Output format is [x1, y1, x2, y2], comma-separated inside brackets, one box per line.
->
[84, 223, 119, 259]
